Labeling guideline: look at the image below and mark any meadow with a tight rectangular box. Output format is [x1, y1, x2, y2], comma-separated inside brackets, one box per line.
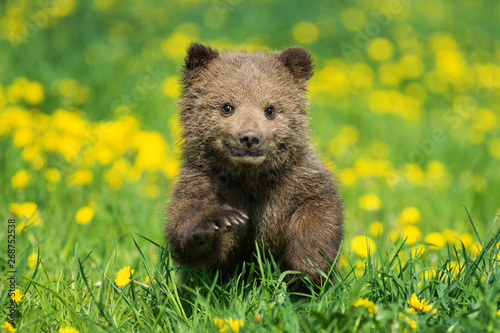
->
[1, 0, 499, 331]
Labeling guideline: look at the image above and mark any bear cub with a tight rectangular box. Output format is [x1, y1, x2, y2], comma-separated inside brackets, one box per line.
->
[165, 42, 344, 290]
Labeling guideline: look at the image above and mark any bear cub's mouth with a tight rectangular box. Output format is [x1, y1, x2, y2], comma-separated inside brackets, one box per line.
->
[229, 148, 264, 157]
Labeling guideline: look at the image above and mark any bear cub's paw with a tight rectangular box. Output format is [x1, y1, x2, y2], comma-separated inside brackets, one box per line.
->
[188, 208, 248, 246]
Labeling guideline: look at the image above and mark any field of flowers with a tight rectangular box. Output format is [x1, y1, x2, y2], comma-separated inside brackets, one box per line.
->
[1, 0, 499, 332]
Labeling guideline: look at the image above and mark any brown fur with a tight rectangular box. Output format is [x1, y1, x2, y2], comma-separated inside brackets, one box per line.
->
[165, 43, 344, 290]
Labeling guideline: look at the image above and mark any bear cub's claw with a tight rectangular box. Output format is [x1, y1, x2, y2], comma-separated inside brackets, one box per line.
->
[189, 208, 248, 245]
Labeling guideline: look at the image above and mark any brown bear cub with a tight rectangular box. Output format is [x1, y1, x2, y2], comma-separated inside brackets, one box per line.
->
[165, 42, 344, 290]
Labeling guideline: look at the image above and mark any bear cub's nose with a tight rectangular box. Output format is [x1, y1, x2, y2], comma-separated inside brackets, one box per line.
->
[238, 131, 261, 148]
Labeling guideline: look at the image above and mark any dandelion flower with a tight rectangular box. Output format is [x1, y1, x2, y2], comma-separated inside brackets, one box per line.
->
[66, 169, 93, 186]
[11, 289, 23, 303]
[213, 318, 228, 333]
[59, 328, 80, 333]
[11, 169, 30, 189]
[9, 202, 42, 232]
[351, 235, 376, 257]
[369, 222, 384, 236]
[353, 298, 378, 317]
[161, 76, 180, 99]
[425, 232, 446, 249]
[408, 293, 436, 315]
[214, 317, 244, 333]
[27, 253, 38, 269]
[367, 38, 394, 61]
[24, 81, 44, 104]
[358, 194, 381, 211]
[45, 168, 61, 183]
[292, 21, 319, 44]
[3, 321, 15, 333]
[400, 207, 421, 224]
[402, 225, 421, 245]
[75, 206, 95, 225]
[400, 309, 418, 331]
[115, 266, 134, 286]
[226, 318, 244, 333]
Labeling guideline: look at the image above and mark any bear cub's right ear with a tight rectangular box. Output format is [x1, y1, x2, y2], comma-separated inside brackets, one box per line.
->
[182, 42, 219, 85]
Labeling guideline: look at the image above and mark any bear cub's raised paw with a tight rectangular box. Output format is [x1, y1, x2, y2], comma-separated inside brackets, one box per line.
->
[188, 208, 248, 246]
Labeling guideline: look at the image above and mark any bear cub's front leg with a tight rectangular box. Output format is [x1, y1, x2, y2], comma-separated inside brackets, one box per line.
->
[186, 207, 248, 247]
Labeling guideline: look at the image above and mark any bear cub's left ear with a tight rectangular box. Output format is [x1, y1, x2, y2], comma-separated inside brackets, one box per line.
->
[182, 42, 220, 86]
[274, 47, 314, 82]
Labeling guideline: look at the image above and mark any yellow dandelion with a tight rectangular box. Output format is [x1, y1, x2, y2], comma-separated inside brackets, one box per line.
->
[426, 161, 446, 180]
[351, 235, 376, 257]
[11, 289, 23, 303]
[425, 232, 446, 249]
[497, 309, 500, 316]
[408, 293, 436, 315]
[470, 242, 483, 258]
[164, 159, 180, 181]
[226, 318, 244, 333]
[59, 328, 80, 333]
[115, 266, 134, 286]
[401, 309, 418, 331]
[353, 298, 378, 317]
[402, 225, 421, 245]
[488, 138, 500, 158]
[354, 259, 365, 277]
[214, 318, 228, 333]
[24, 81, 44, 104]
[388, 230, 401, 243]
[420, 268, 437, 280]
[400, 207, 421, 224]
[403, 163, 425, 185]
[9, 202, 42, 232]
[161, 76, 180, 99]
[45, 168, 61, 183]
[13, 128, 34, 147]
[339, 168, 357, 186]
[458, 233, 473, 249]
[3, 322, 15, 333]
[369, 221, 384, 236]
[214, 317, 244, 333]
[75, 205, 95, 225]
[66, 169, 93, 186]
[292, 21, 320, 45]
[11, 169, 30, 189]
[52, 0, 76, 17]
[161, 32, 192, 59]
[367, 38, 394, 61]
[358, 194, 381, 211]
[27, 253, 38, 269]
[400, 54, 424, 79]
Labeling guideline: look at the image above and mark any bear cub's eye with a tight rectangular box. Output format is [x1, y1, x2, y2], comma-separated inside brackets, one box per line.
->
[221, 103, 234, 115]
[265, 106, 275, 119]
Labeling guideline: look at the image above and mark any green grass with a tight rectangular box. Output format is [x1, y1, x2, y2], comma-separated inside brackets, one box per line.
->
[2, 213, 499, 332]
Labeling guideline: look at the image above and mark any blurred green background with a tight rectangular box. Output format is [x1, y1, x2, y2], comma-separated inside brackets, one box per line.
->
[1, 0, 499, 271]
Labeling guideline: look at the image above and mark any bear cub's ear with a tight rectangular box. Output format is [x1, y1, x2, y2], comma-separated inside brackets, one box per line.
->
[182, 43, 219, 85]
[275, 47, 314, 82]
[184, 42, 219, 71]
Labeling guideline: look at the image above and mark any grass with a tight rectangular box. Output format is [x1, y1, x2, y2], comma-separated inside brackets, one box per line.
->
[1, 0, 500, 331]
[2, 213, 499, 332]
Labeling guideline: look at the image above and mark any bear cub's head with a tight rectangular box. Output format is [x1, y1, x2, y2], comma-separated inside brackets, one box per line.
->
[179, 43, 314, 174]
